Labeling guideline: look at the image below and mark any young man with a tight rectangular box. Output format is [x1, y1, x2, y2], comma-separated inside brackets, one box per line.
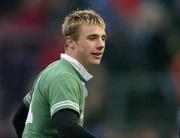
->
[12, 9, 106, 138]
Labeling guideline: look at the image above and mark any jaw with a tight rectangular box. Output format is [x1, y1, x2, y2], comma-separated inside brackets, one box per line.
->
[81, 57, 102, 70]
[89, 56, 102, 66]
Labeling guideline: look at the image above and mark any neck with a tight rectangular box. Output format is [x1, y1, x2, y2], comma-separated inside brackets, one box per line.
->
[64, 52, 91, 71]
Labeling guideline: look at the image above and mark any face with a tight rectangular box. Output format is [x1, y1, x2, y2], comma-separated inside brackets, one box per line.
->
[70, 24, 106, 69]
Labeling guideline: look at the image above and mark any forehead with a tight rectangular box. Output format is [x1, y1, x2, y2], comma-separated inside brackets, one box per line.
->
[79, 24, 106, 36]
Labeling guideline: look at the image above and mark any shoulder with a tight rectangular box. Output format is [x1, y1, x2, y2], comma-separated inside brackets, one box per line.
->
[49, 73, 82, 86]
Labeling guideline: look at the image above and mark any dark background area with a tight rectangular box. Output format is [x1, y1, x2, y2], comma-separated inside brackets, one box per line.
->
[0, 0, 179, 137]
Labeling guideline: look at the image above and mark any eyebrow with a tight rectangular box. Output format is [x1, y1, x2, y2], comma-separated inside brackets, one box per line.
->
[86, 34, 106, 38]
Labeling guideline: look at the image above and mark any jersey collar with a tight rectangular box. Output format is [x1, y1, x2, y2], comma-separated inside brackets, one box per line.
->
[61, 54, 93, 81]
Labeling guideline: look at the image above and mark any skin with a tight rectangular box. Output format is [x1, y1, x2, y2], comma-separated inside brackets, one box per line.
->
[65, 24, 106, 70]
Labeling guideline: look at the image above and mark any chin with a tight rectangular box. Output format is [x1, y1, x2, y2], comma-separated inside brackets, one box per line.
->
[92, 60, 101, 65]
[89, 58, 102, 66]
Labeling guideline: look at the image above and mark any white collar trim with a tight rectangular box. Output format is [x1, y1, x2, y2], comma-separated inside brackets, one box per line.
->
[61, 54, 93, 81]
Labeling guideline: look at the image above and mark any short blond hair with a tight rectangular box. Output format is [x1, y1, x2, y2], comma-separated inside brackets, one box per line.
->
[62, 9, 106, 41]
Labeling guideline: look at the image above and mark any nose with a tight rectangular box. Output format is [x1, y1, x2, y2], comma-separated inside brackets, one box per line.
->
[97, 39, 105, 50]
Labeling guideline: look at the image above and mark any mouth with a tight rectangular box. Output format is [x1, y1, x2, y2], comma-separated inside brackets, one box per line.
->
[91, 52, 103, 58]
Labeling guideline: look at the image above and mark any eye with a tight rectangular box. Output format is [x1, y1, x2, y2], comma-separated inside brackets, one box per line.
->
[87, 35, 97, 40]
[102, 35, 106, 41]
[89, 36, 96, 40]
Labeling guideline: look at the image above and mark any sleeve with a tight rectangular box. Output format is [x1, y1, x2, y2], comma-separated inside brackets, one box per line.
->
[23, 91, 32, 108]
[177, 108, 180, 136]
[52, 109, 96, 138]
[23, 72, 43, 108]
[12, 102, 29, 138]
[47, 75, 81, 118]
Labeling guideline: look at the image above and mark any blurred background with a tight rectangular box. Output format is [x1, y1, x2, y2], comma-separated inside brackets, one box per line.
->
[0, 0, 179, 137]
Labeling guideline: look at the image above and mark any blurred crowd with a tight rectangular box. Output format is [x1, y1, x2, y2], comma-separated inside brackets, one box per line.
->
[0, 0, 179, 137]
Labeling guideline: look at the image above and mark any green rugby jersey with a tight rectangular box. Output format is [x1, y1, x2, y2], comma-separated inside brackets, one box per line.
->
[22, 55, 92, 138]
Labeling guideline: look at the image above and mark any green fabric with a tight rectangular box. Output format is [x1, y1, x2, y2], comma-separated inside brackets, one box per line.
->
[22, 59, 86, 138]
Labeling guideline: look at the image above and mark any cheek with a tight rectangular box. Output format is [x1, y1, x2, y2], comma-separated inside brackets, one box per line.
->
[78, 44, 92, 54]
[76, 41, 94, 56]
[76, 46, 88, 58]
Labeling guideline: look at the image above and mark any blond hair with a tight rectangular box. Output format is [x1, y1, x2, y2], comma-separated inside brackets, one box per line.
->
[62, 9, 106, 41]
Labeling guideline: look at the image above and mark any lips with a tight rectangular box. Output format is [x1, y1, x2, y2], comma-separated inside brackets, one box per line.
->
[91, 52, 102, 56]
[91, 52, 103, 59]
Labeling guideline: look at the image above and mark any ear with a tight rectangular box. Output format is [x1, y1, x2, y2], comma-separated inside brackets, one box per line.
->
[66, 36, 75, 49]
